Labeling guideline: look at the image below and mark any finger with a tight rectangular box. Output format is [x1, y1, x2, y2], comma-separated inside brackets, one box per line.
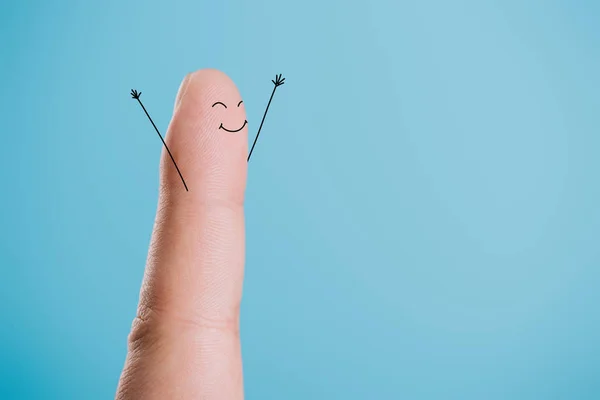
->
[117, 69, 248, 400]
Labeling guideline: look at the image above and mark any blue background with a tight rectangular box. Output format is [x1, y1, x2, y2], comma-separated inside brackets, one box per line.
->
[1, 0, 599, 398]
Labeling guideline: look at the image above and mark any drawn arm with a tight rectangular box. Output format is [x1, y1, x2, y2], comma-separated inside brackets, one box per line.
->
[247, 74, 285, 162]
[130, 89, 189, 191]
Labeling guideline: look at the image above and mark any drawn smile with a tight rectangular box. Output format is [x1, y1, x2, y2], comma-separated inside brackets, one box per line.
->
[219, 120, 247, 133]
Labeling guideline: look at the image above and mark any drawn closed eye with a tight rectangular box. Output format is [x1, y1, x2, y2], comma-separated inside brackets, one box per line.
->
[212, 101, 227, 108]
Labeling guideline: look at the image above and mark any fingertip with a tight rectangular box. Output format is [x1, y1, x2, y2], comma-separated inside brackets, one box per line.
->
[162, 69, 248, 202]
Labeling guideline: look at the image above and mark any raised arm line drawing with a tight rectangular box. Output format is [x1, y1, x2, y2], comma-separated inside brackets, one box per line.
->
[130, 89, 189, 192]
[248, 73, 285, 162]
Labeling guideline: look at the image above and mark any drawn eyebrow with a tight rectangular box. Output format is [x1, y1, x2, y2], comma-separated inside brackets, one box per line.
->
[212, 101, 227, 108]
[237, 100, 243, 107]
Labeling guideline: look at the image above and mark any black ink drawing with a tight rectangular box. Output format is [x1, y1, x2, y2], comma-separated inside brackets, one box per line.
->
[213, 100, 248, 133]
[248, 74, 285, 162]
[131, 89, 189, 191]
[131, 73, 285, 191]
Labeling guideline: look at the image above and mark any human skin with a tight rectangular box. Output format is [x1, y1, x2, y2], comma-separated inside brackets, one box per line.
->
[116, 69, 248, 400]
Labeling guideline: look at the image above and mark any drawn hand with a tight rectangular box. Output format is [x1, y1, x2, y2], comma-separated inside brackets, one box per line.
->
[272, 73, 285, 87]
[130, 89, 141, 99]
[117, 70, 248, 400]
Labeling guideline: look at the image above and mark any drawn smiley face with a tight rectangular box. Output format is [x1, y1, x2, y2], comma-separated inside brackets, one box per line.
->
[211, 100, 248, 133]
